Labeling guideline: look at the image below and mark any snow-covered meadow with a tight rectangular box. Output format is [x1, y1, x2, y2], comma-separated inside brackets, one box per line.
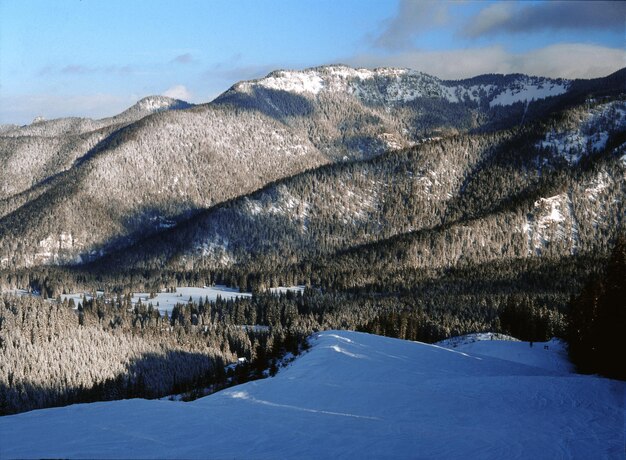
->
[129, 286, 251, 314]
[1, 330, 623, 459]
[59, 285, 252, 314]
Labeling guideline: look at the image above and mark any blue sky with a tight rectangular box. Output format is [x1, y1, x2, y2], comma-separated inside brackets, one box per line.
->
[1, 0, 624, 124]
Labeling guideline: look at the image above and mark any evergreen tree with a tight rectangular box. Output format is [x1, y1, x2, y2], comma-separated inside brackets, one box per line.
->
[568, 234, 626, 379]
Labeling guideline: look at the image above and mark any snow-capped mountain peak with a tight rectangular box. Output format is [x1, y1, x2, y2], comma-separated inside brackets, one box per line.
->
[126, 95, 192, 115]
[229, 65, 455, 106]
[228, 65, 571, 108]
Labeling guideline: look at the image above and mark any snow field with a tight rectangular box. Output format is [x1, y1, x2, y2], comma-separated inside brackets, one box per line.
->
[437, 332, 573, 373]
[59, 286, 308, 315]
[59, 286, 251, 315]
[489, 82, 568, 107]
[0, 330, 623, 459]
[130, 286, 251, 314]
[268, 285, 306, 295]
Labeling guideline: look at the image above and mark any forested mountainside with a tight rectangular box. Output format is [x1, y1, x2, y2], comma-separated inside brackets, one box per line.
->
[0, 105, 328, 269]
[97, 98, 626, 277]
[0, 292, 308, 414]
[0, 96, 192, 200]
[2, 65, 623, 270]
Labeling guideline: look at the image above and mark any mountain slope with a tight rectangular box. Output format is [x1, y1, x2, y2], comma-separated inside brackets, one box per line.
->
[0, 96, 192, 139]
[0, 330, 622, 459]
[95, 98, 626, 278]
[0, 96, 193, 214]
[1, 66, 623, 270]
[214, 65, 572, 159]
[0, 104, 328, 268]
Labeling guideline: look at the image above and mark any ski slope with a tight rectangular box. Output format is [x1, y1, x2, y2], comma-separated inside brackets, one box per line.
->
[437, 332, 574, 374]
[0, 331, 623, 459]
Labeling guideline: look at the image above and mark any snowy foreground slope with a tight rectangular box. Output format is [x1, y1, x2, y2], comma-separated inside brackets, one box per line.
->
[1, 331, 624, 459]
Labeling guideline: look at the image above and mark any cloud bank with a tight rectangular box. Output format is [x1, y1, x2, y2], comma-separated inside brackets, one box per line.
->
[463, 1, 626, 37]
[374, 0, 448, 50]
[349, 43, 625, 80]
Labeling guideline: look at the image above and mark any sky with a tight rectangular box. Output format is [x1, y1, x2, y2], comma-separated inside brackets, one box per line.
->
[1, 0, 624, 124]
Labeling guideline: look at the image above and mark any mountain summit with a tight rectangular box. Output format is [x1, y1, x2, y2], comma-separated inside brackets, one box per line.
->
[222, 64, 569, 108]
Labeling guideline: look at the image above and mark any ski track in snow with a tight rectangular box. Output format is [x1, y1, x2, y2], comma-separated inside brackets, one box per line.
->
[0, 330, 623, 459]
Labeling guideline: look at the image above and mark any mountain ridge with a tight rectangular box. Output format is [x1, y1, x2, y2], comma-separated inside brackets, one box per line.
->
[0, 65, 624, 270]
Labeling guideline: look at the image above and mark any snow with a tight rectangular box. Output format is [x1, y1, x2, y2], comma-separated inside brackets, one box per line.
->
[60, 291, 103, 307]
[443, 84, 496, 104]
[242, 66, 423, 101]
[326, 65, 378, 80]
[490, 81, 568, 107]
[444, 77, 568, 107]
[537, 195, 565, 223]
[585, 170, 610, 200]
[437, 333, 574, 374]
[61, 286, 251, 315]
[436, 332, 519, 348]
[1, 330, 623, 459]
[537, 100, 626, 164]
[268, 285, 306, 295]
[131, 286, 251, 314]
[523, 193, 576, 255]
[135, 96, 179, 112]
[251, 70, 325, 95]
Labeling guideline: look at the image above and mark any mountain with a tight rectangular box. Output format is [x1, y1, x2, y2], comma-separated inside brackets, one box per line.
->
[0, 96, 192, 197]
[1, 96, 193, 139]
[220, 66, 570, 110]
[2, 65, 623, 270]
[0, 330, 622, 459]
[0, 101, 327, 268]
[213, 65, 572, 159]
[0, 96, 193, 218]
[96, 97, 626, 282]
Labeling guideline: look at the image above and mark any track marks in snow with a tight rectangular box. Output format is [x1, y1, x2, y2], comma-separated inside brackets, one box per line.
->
[227, 390, 380, 420]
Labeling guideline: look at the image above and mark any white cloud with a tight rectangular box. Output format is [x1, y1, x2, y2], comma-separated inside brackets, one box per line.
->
[348, 43, 626, 80]
[162, 84, 192, 100]
[518, 44, 626, 79]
